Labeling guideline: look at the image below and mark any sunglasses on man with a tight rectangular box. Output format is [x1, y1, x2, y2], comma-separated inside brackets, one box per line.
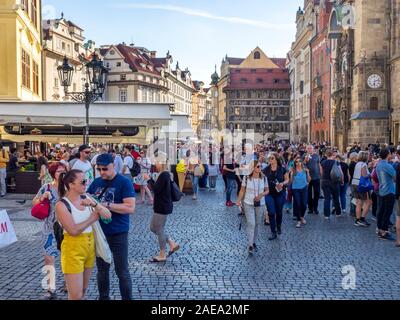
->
[97, 167, 109, 172]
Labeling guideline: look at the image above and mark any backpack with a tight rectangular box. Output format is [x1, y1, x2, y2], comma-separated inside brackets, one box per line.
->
[130, 159, 141, 177]
[330, 161, 343, 183]
[54, 199, 71, 251]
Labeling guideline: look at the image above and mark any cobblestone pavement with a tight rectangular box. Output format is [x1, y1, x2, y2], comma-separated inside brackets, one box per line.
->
[1, 181, 399, 300]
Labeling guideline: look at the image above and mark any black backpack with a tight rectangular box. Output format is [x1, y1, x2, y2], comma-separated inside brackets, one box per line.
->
[129, 157, 141, 177]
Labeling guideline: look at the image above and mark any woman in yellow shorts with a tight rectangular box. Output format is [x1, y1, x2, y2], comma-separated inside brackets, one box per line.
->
[55, 169, 111, 300]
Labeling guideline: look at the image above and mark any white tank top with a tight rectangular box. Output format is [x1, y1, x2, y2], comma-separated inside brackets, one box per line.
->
[62, 197, 93, 234]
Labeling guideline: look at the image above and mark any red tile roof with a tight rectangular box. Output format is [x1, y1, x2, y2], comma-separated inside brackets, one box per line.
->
[115, 44, 161, 76]
[224, 68, 290, 90]
[271, 58, 287, 69]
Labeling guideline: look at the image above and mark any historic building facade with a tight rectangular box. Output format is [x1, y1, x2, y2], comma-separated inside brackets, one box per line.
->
[192, 81, 212, 134]
[310, 0, 333, 143]
[0, 0, 43, 101]
[217, 47, 290, 142]
[289, 1, 314, 143]
[329, 0, 396, 149]
[42, 14, 94, 101]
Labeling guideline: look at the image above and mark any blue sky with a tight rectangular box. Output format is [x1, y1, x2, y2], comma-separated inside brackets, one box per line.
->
[42, 0, 303, 84]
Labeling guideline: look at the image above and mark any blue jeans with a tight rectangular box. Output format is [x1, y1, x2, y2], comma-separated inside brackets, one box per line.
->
[339, 183, 348, 211]
[97, 232, 132, 300]
[266, 192, 286, 233]
[190, 175, 200, 195]
[226, 178, 236, 202]
[292, 187, 308, 221]
[321, 180, 341, 217]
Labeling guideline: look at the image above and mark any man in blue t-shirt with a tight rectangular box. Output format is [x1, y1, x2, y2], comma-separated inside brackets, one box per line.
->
[87, 153, 136, 300]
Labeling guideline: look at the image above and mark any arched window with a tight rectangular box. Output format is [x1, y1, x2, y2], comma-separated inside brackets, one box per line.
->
[370, 97, 378, 110]
[254, 51, 261, 60]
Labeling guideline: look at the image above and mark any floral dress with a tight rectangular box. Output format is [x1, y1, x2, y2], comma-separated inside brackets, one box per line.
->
[34, 183, 59, 257]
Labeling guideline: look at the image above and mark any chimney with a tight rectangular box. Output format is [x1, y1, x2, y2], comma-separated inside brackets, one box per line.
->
[150, 51, 157, 58]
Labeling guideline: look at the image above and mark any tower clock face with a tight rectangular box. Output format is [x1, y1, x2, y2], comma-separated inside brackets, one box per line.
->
[367, 74, 382, 89]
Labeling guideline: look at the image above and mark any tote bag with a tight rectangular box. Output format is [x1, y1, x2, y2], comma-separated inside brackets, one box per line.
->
[92, 221, 112, 264]
[0, 210, 18, 249]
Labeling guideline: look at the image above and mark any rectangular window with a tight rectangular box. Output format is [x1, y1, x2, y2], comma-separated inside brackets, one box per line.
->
[21, 49, 31, 89]
[120, 89, 127, 102]
[31, 0, 38, 28]
[62, 42, 66, 51]
[120, 74, 126, 81]
[54, 78, 58, 88]
[32, 61, 39, 94]
[116, 62, 122, 67]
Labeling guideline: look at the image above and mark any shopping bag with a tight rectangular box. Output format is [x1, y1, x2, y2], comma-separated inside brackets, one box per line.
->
[92, 221, 112, 264]
[0, 210, 18, 249]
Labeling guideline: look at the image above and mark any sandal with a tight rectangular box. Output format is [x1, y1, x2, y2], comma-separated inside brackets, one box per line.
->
[168, 245, 181, 257]
[150, 256, 167, 263]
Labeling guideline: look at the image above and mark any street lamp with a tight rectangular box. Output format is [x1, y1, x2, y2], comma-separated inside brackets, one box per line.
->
[58, 53, 108, 144]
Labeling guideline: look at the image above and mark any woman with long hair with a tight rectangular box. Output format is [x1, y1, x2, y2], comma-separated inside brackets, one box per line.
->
[264, 153, 290, 240]
[289, 157, 311, 228]
[237, 161, 269, 254]
[55, 170, 111, 300]
[37, 153, 52, 185]
[150, 156, 180, 262]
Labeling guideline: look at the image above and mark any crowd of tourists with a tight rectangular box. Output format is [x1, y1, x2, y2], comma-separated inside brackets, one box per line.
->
[1, 139, 399, 301]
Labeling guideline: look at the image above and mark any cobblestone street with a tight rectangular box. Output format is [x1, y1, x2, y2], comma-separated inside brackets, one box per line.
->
[1, 182, 399, 300]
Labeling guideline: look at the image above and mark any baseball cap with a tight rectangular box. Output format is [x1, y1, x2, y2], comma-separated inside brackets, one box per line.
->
[96, 153, 114, 166]
[79, 144, 91, 152]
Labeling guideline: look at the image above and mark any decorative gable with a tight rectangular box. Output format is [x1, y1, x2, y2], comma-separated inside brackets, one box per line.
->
[237, 47, 280, 69]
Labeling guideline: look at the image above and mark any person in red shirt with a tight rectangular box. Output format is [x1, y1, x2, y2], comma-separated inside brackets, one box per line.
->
[131, 145, 141, 160]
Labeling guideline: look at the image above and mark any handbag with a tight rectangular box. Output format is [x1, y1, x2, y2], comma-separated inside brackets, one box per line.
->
[194, 165, 204, 177]
[0, 210, 18, 249]
[358, 175, 374, 193]
[92, 220, 112, 264]
[171, 180, 183, 202]
[31, 184, 51, 220]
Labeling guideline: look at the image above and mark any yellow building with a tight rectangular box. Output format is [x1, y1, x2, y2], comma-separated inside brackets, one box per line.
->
[0, 0, 42, 101]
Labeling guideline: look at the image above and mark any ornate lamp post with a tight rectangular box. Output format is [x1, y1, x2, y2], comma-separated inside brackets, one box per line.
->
[58, 53, 108, 144]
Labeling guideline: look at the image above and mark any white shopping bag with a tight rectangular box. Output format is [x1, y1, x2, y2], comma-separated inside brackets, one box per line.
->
[92, 221, 112, 264]
[0, 210, 18, 249]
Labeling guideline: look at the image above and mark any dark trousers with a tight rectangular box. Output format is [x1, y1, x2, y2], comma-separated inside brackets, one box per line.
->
[293, 187, 308, 221]
[97, 232, 132, 300]
[236, 175, 243, 196]
[308, 179, 320, 213]
[321, 180, 341, 217]
[377, 194, 395, 232]
[222, 174, 227, 189]
[266, 192, 286, 233]
[371, 192, 378, 218]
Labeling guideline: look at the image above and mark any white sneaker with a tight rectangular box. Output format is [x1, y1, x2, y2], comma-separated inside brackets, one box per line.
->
[192, 195, 197, 200]
[296, 222, 301, 228]
[301, 219, 307, 225]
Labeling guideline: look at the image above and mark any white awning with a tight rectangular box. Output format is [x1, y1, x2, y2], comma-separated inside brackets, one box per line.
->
[0, 101, 173, 127]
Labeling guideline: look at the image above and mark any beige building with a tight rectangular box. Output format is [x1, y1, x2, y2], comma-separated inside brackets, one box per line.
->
[102, 44, 169, 104]
[192, 81, 212, 134]
[164, 60, 195, 124]
[288, 1, 314, 143]
[0, 0, 43, 101]
[42, 14, 94, 101]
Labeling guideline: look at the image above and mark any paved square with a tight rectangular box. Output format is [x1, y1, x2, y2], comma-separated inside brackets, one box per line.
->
[1, 182, 399, 300]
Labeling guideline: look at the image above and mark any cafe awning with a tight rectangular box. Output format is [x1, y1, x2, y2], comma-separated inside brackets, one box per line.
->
[0, 101, 173, 127]
[0, 101, 174, 144]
